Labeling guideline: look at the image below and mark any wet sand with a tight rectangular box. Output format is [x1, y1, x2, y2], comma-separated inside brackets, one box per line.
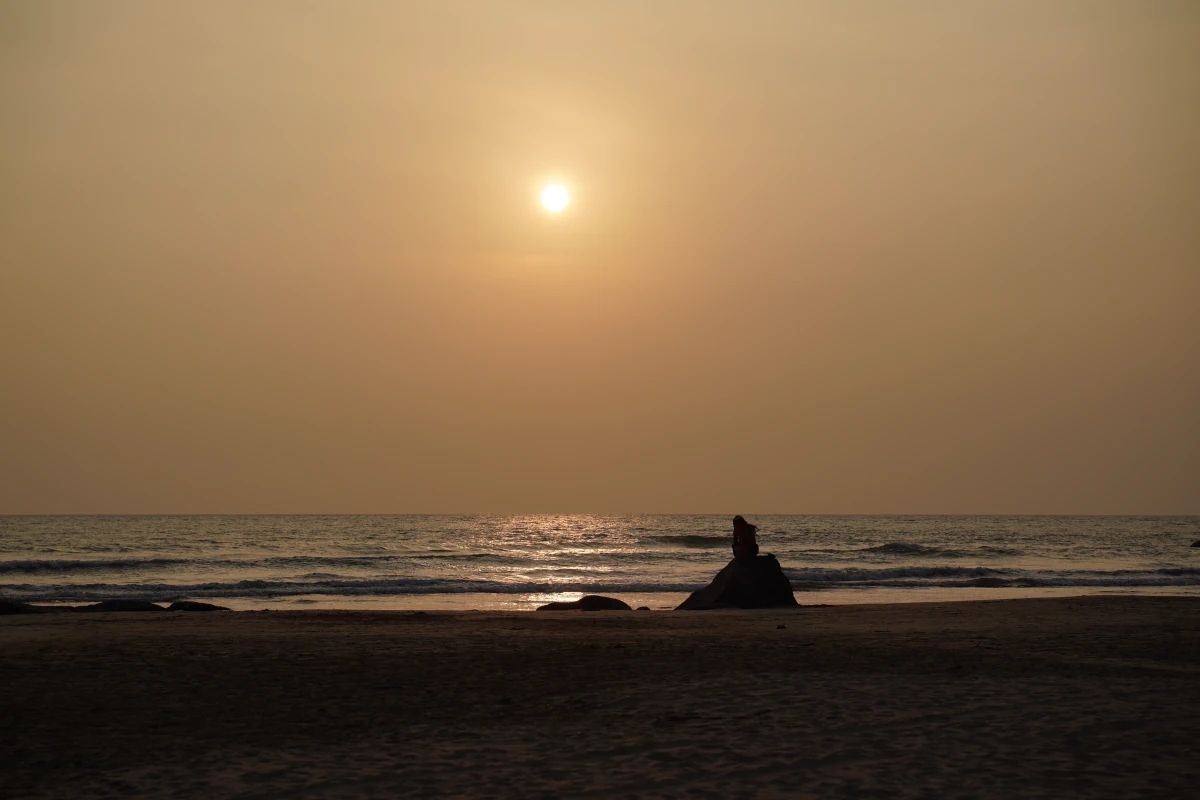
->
[2, 596, 1198, 798]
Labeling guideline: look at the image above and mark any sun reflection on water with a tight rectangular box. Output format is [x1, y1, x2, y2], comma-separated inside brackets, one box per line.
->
[525, 591, 585, 605]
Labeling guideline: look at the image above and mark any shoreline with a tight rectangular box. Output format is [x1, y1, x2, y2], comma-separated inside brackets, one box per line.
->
[4, 595, 1199, 798]
[8, 583, 1200, 614]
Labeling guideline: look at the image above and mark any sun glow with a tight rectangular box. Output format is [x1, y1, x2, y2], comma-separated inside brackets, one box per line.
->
[541, 184, 569, 213]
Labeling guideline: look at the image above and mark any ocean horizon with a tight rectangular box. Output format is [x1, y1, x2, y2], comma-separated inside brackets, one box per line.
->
[4, 514, 1198, 611]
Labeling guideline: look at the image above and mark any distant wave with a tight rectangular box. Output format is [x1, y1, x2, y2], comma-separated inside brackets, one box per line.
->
[851, 543, 1025, 558]
[0, 552, 521, 575]
[977, 546, 1025, 555]
[4, 567, 1199, 602]
[858, 543, 945, 555]
[0, 558, 194, 574]
[788, 565, 1007, 583]
[644, 535, 729, 549]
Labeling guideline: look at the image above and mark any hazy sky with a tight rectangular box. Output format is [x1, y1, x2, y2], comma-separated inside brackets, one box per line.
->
[2, 1, 1197, 513]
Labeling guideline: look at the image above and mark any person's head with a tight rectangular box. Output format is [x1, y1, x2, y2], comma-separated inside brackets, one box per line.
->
[733, 515, 756, 534]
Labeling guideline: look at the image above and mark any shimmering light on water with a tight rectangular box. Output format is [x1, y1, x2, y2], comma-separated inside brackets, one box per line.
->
[2, 515, 1198, 609]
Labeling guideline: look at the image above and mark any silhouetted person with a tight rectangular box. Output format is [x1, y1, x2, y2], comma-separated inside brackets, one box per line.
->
[732, 515, 759, 559]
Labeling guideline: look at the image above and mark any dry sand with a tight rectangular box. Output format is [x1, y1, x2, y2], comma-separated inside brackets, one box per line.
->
[2, 596, 1198, 799]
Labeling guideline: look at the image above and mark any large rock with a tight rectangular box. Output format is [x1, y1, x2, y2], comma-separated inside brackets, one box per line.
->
[676, 555, 799, 610]
[168, 601, 230, 612]
[73, 599, 166, 613]
[536, 595, 632, 611]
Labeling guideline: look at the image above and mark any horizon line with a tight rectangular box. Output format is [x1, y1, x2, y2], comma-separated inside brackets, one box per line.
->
[2, 512, 1197, 518]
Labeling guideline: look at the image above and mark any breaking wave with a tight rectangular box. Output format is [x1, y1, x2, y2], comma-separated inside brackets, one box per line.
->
[0, 577, 705, 603]
[3, 566, 1199, 603]
[785, 565, 1200, 590]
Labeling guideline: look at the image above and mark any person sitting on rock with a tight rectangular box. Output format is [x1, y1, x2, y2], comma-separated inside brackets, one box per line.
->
[732, 515, 759, 559]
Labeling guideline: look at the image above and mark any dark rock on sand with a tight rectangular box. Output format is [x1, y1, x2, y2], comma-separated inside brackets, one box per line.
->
[74, 599, 166, 613]
[637, 606, 651, 611]
[1, 600, 48, 615]
[676, 555, 799, 610]
[1192, 541, 1200, 547]
[537, 595, 632, 611]
[168, 601, 230, 612]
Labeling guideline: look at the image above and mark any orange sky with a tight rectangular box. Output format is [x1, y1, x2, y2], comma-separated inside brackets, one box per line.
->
[2, 1, 1197, 513]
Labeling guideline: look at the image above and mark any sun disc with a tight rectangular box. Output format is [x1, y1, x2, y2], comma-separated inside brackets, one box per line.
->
[541, 184, 569, 213]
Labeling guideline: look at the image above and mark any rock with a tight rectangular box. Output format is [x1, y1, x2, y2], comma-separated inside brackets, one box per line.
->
[0, 600, 47, 615]
[1192, 541, 1200, 547]
[73, 599, 166, 613]
[636, 606, 651, 611]
[676, 555, 799, 610]
[536, 595, 632, 611]
[168, 601, 230, 612]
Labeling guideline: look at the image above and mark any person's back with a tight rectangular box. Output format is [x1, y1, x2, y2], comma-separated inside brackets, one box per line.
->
[731, 515, 759, 558]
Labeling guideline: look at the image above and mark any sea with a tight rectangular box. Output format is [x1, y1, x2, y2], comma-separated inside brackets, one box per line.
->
[2, 515, 1199, 611]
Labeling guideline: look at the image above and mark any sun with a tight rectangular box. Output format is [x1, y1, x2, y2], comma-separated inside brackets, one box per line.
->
[541, 183, 569, 213]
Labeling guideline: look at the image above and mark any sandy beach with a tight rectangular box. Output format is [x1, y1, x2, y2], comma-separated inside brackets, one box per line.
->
[2, 596, 1198, 799]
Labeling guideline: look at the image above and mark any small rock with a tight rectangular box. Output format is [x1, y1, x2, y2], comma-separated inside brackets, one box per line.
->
[1191, 540, 1200, 547]
[168, 601, 230, 612]
[777, 624, 786, 629]
[536, 595, 632, 611]
[636, 606, 651, 611]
